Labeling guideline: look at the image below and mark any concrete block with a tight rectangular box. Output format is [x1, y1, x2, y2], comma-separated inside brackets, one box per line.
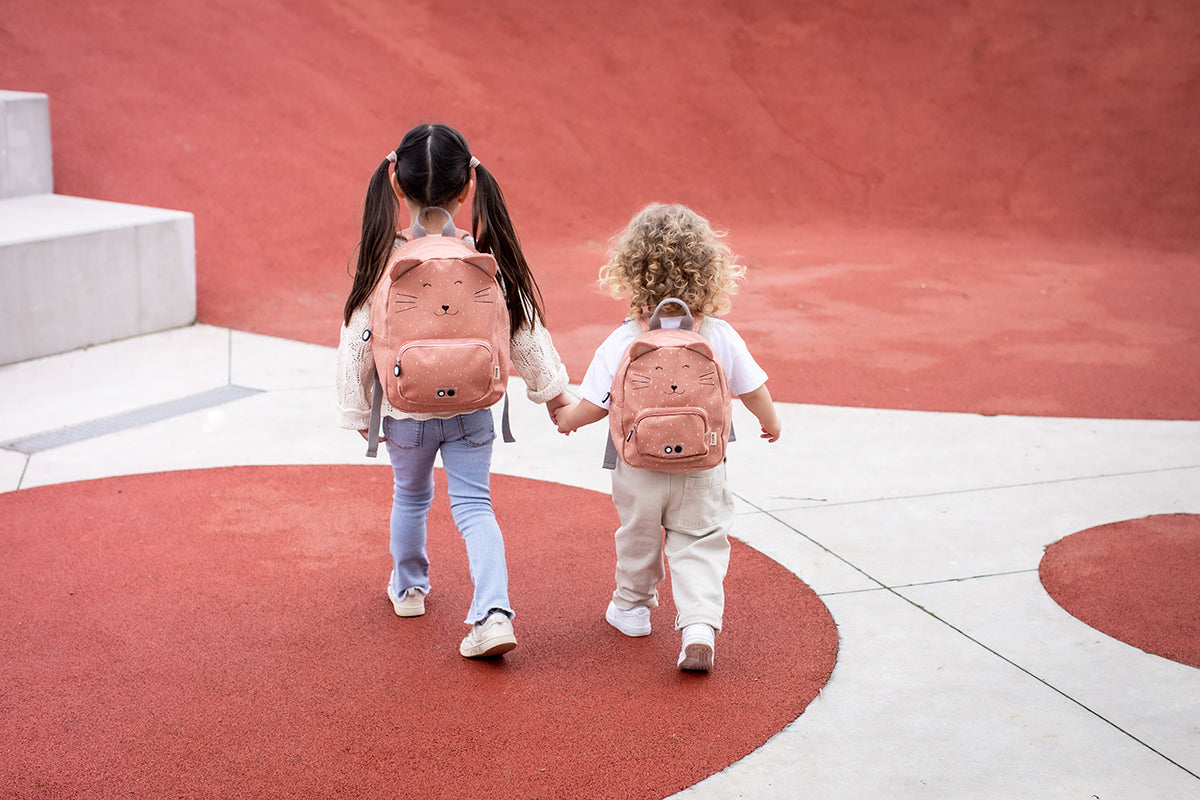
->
[0, 194, 195, 365]
[0, 90, 53, 198]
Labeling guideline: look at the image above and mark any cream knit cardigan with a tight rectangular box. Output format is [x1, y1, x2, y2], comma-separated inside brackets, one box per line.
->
[336, 300, 569, 430]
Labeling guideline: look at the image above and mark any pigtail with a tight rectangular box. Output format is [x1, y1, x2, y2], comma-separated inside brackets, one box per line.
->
[342, 157, 399, 325]
[348, 124, 544, 337]
[472, 164, 546, 336]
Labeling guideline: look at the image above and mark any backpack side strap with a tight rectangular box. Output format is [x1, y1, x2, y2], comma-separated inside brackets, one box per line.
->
[366, 371, 384, 458]
[602, 432, 619, 470]
[696, 316, 735, 443]
[366, 373, 513, 457]
[501, 393, 515, 444]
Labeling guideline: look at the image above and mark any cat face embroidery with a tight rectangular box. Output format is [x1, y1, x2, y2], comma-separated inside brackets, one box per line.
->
[629, 344, 717, 401]
[389, 265, 496, 322]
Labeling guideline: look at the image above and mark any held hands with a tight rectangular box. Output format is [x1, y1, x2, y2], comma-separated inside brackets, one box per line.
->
[545, 392, 570, 426]
[550, 396, 607, 435]
[553, 401, 580, 435]
[545, 391, 578, 435]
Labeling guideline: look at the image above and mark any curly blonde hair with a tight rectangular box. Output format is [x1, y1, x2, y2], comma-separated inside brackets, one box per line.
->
[599, 203, 746, 318]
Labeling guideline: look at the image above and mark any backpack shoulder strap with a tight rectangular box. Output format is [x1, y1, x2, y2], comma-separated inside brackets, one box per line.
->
[687, 315, 736, 442]
[602, 317, 647, 469]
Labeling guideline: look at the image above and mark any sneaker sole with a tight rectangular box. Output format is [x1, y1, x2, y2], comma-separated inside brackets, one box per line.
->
[460, 636, 517, 659]
[387, 586, 425, 617]
[605, 606, 651, 637]
[678, 643, 714, 671]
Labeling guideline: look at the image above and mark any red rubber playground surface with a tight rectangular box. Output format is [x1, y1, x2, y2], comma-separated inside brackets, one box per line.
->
[2, 1, 1199, 798]
[4, 0, 1198, 420]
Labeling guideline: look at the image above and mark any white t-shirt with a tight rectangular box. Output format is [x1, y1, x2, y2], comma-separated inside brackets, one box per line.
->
[579, 315, 769, 410]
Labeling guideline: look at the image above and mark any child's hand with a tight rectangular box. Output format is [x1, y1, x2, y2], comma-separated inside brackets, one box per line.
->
[555, 402, 579, 435]
[357, 429, 386, 443]
[739, 385, 780, 443]
[545, 391, 571, 426]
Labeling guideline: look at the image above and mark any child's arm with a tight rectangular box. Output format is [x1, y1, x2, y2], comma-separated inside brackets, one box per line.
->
[738, 384, 781, 442]
[554, 399, 608, 435]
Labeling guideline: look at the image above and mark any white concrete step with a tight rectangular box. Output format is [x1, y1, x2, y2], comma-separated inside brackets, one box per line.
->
[0, 193, 195, 365]
[0, 89, 196, 365]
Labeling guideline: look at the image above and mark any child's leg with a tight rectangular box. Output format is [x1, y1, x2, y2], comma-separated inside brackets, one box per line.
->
[610, 461, 669, 610]
[438, 409, 512, 625]
[383, 416, 438, 597]
[662, 463, 734, 632]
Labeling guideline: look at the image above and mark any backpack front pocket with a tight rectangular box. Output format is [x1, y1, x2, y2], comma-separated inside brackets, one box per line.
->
[393, 338, 500, 410]
[628, 407, 711, 464]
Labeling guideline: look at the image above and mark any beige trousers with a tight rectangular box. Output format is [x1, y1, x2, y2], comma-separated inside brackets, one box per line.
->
[609, 459, 735, 632]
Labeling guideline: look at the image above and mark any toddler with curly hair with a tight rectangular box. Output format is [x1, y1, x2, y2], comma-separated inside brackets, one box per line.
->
[554, 203, 780, 671]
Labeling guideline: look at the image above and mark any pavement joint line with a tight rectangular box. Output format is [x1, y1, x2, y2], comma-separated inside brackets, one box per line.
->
[817, 569, 1041, 597]
[749, 496, 1198, 782]
[896, 589, 1200, 783]
[735, 493, 892, 594]
[0, 385, 263, 455]
[753, 463, 1200, 513]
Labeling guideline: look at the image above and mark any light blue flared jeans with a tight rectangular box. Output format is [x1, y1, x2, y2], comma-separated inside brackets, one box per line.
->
[383, 410, 512, 624]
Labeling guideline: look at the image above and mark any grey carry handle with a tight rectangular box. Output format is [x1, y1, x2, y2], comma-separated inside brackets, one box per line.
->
[410, 206, 457, 239]
[648, 297, 693, 331]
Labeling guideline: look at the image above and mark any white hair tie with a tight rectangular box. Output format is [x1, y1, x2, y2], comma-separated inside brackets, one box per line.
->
[469, 156, 481, 170]
[385, 151, 397, 163]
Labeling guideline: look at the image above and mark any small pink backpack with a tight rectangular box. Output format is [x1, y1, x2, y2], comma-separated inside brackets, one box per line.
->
[604, 298, 733, 473]
[364, 209, 511, 456]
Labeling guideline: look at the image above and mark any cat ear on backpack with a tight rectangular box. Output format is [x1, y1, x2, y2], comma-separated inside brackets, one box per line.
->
[462, 254, 498, 278]
[388, 257, 424, 280]
[684, 340, 716, 359]
[390, 253, 496, 280]
[631, 341, 660, 359]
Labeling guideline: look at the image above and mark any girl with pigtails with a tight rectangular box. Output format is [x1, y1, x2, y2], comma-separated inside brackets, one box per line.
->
[337, 124, 570, 659]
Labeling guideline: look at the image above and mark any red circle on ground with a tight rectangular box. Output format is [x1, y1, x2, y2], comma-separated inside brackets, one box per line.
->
[0, 466, 837, 799]
[1039, 514, 1200, 668]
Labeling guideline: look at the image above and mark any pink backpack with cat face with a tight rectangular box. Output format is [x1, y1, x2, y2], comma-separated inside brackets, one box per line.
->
[605, 298, 732, 473]
[363, 209, 511, 456]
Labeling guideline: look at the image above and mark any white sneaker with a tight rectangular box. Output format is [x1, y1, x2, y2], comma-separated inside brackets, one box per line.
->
[460, 611, 517, 658]
[606, 600, 651, 637]
[677, 623, 715, 671]
[386, 579, 426, 617]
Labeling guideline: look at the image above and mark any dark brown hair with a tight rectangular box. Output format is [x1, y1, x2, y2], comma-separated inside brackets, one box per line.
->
[343, 123, 545, 336]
